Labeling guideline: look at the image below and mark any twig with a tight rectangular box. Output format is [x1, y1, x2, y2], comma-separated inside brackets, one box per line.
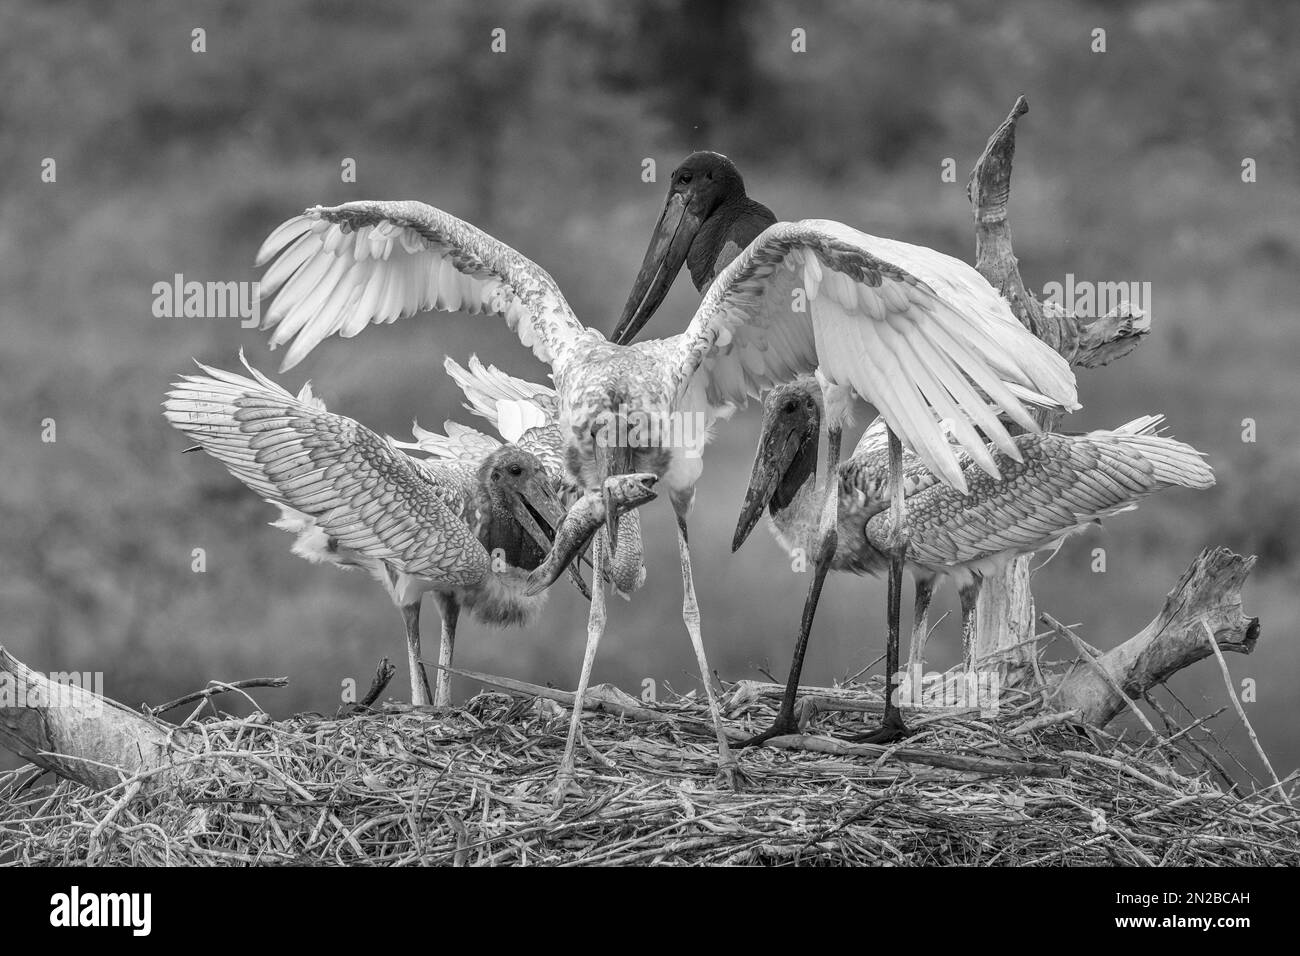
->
[1008, 708, 1081, 737]
[147, 677, 289, 717]
[440, 666, 738, 740]
[1062, 751, 1185, 799]
[359, 658, 396, 708]
[87, 780, 142, 863]
[760, 735, 1067, 778]
[1200, 619, 1292, 806]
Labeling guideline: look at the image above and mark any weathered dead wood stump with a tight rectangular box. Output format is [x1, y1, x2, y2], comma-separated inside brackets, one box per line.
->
[966, 95, 1152, 682]
[0, 646, 197, 790]
[1047, 547, 1259, 726]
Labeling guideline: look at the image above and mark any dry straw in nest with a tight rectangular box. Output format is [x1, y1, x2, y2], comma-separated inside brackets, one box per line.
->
[1, 671, 1296, 866]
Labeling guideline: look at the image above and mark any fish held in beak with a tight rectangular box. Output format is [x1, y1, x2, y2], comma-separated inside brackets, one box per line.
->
[525, 474, 658, 596]
[611, 191, 703, 345]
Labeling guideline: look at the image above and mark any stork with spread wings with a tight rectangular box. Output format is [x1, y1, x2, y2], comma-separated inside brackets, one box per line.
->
[164, 354, 653, 710]
[252, 198, 1078, 799]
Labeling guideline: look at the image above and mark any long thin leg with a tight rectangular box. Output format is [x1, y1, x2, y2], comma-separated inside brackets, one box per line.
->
[907, 576, 935, 679]
[959, 580, 981, 674]
[738, 424, 842, 747]
[430, 592, 459, 708]
[552, 527, 609, 804]
[857, 428, 910, 743]
[401, 600, 433, 707]
[738, 524, 836, 746]
[673, 502, 737, 786]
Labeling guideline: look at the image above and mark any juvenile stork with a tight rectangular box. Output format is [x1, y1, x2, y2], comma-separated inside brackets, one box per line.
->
[251, 192, 1076, 792]
[433, 355, 647, 598]
[164, 356, 654, 708]
[733, 380, 1216, 737]
[610, 150, 1078, 741]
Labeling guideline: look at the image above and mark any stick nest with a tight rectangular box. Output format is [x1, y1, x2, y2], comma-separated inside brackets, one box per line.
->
[1, 677, 1296, 866]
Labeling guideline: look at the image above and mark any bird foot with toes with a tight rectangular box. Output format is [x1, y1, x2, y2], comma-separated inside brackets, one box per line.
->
[714, 759, 749, 792]
[547, 772, 586, 808]
[735, 717, 801, 749]
[853, 710, 911, 744]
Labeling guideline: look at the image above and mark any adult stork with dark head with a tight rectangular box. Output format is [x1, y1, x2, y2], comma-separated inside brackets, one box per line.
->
[609, 150, 1080, 743]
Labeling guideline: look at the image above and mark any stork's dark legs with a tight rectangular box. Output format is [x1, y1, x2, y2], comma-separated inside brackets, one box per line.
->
[736, 521, 836, 746]
[857, 428, 911, 743]
[401, 600, 433, 707]
[430, 592, 459, 708]
[738, 424, 842, 747]
[959, 580, 982, 674]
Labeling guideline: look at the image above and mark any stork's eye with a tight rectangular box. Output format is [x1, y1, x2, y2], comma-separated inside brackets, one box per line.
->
[508, 464, 523, 477]
[679, 171, 693, 184]
[782, 400, 797, 414]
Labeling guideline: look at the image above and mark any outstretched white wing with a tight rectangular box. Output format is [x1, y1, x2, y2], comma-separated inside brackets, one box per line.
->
[255, 200, 589, 372]
[873, 425, 1214, 568]
[443, 355, 566, 476]
[163, 355, 489, 585]
[395, 419, 502, 466]
[443, 354, 559, 425]
[670, 220, 1079, 494]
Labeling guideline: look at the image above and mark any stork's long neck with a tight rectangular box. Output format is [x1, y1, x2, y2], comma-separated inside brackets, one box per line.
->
[689, 196, 777, 290]
[458, 570, 547, 628]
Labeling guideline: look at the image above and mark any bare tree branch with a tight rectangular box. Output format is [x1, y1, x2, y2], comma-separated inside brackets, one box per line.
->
[1048, 548, 1260, 727]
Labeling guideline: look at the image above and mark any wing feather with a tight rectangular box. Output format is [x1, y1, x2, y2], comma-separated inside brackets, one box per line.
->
[164, 354, 488, 584]
[255, 200, 588, 372]
[868, 427, 1214, 568]
[441, 355, 568, 477]
[395, 419, 502, 466]
[671, 220, 1079, 493]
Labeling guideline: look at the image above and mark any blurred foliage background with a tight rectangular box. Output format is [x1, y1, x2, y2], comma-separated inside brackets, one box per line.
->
[2, 0, 1298, 783]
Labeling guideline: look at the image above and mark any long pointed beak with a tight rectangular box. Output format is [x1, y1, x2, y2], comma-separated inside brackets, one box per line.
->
[732, 421, 805, 553]
[611, 191, 703, 345]
[525, 474, 658, 596]
[513, 477, 591, 600]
